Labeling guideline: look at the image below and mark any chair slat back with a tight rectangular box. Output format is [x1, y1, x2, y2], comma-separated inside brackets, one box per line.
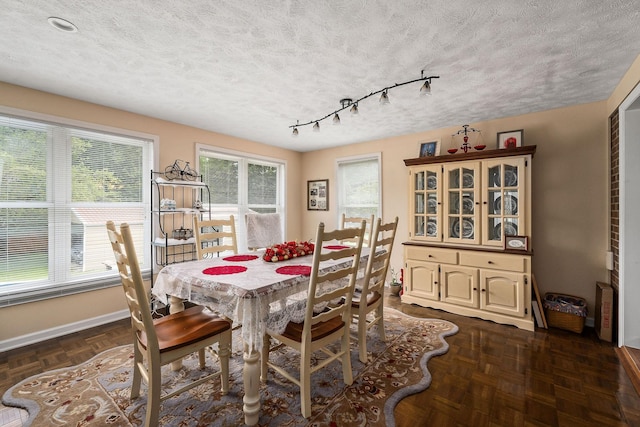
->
[106, 221, 158, 352]
[305, 221, 366, 331]
[245, 212, 283, 250]
[361, 217, 399, 298]
[194, 216, 238, 259]
[340, 213, 374, 247]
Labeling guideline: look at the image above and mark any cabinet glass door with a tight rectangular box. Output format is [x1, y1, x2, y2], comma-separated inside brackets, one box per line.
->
[410, 166, 441, 241]
[443, 163, 479, 244]
[483, 158, 525, 247]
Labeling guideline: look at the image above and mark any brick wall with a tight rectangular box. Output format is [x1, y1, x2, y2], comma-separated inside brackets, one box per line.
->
[610, 110, 619, 291]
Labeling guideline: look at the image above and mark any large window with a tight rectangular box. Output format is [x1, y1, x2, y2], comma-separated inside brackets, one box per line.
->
[0, 110, 154, 304]
[198, 144, 285, 252]
[336, 154, 381, 221]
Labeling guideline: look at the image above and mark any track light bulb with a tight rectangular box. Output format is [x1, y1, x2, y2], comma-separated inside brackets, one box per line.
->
[333, 113, 341, 125]
[379, 91, 390, 104]
[350, 103, 359, 115]
[292, 127, 298, 137]
[420, 80, 432, 95]
[313, 121, 320, 132]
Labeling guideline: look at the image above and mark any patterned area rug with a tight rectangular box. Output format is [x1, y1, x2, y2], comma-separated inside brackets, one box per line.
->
[2, 308, 457, 426]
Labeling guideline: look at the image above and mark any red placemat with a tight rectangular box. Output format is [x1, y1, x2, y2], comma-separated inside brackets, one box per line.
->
[324, 245, 350, 250]
[275, 265, 311, 276]
[202, 265, 247, 275]
[223, 255, 259, 262]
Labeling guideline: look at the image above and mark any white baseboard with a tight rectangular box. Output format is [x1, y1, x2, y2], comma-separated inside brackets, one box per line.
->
[0, 309, 130, 353]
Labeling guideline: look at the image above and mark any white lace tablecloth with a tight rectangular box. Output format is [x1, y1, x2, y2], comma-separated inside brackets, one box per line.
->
[152, 245, 372, 352]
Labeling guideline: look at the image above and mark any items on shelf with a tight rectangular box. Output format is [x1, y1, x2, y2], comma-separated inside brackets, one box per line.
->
[172, 227, 194, 240]
[160, 198, 176, 210]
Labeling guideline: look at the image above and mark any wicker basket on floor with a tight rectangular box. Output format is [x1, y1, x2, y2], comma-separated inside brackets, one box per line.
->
[543, 293, 587, 333]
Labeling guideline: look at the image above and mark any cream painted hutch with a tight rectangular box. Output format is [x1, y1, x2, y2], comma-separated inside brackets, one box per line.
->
[402, 146, 536, 331]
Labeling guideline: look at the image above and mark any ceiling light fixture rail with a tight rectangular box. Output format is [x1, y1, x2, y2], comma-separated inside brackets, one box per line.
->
[290, 70, 439, 136]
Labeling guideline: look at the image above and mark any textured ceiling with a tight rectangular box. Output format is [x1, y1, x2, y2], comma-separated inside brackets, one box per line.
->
[1, 1, 640, 152]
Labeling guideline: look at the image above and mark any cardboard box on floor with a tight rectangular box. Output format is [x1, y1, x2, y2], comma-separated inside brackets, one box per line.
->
[595, 282, 614, 342]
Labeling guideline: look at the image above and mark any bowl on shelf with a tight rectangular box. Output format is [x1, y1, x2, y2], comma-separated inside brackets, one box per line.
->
[474, 145, 486, 150]
[447, 148, 458, 154]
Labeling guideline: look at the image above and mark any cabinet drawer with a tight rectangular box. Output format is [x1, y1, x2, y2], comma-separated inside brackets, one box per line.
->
[405, 246, 458, 264]
[459, 252, 527, 272]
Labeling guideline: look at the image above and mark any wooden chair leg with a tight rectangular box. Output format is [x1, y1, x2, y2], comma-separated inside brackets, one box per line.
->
[219, 334, 230, 394]
[145, 363, 162, 427]
[341, 331, 353, 385]
[197, 348, 206, 368]
[131, 346, 143, 399]
[358, 314, 368, 363]
[376, 304, 386, 341]
[300, 347, 312, 418]
[260, 334, 270, 382]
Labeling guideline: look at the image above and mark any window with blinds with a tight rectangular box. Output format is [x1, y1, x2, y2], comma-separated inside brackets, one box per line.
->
[198, 145, 284, 252]
[0, 112, 153, 304]
[336, 154, 381, 220]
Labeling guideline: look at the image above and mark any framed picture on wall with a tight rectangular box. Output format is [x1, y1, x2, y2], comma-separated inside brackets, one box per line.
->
[419, 139, 441, 157]
[497, 129, 524, 149]
[307, 179, 329, 211]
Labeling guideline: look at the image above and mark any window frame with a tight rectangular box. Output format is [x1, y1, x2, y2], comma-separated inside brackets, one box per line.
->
[335, 153, 382, 223]
[196, 143, 286, 253]
[0, 106, 157, 306]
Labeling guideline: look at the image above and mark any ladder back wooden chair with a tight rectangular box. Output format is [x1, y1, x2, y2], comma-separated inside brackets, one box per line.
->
[106, 221, 231, 427]
[245, 212, 283, 250]
[193, 215, 238, 259]
[340, 213, 375, 247]
[260, 221, 366, 418]
[351, 216, 399, 363]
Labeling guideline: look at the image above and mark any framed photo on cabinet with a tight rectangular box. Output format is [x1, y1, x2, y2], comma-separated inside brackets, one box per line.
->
[505, 235, 528, 251]
[307, 179, 329, 211]
[419, 139, 441, 157]
[497, 129, 523, 149]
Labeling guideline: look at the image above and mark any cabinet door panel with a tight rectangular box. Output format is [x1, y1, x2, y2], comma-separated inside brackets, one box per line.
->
[441, 265, 478, 308]
[482, 157, 526, 247]
[443, 163, 480, 245]
[410, 166, 442, 241]
[405, 259, 439, 300]
[479, 270, 526, 317]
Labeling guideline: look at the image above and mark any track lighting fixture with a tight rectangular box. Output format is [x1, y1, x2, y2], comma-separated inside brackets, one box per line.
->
[289, 70, 439, 135]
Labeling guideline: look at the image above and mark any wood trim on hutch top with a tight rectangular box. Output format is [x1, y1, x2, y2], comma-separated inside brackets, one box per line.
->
[404, 145, 536, 166]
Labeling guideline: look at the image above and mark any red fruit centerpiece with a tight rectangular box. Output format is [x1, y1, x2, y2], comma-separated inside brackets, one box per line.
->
[263, 241, 315, 262]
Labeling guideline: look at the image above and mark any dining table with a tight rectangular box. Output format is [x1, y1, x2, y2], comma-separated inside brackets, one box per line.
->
[151, 243, 373, 426]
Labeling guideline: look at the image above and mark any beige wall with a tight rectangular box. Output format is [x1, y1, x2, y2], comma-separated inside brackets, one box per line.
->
[0, 82, 302, 344]
[301, 102, 610, 316]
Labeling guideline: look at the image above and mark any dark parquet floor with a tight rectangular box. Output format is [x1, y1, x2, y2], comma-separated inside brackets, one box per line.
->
[1, 290, 639, 426]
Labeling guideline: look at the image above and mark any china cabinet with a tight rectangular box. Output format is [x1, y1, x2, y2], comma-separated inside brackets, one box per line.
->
[150, 171, 211, 269]
[403, 146, 535, 331]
